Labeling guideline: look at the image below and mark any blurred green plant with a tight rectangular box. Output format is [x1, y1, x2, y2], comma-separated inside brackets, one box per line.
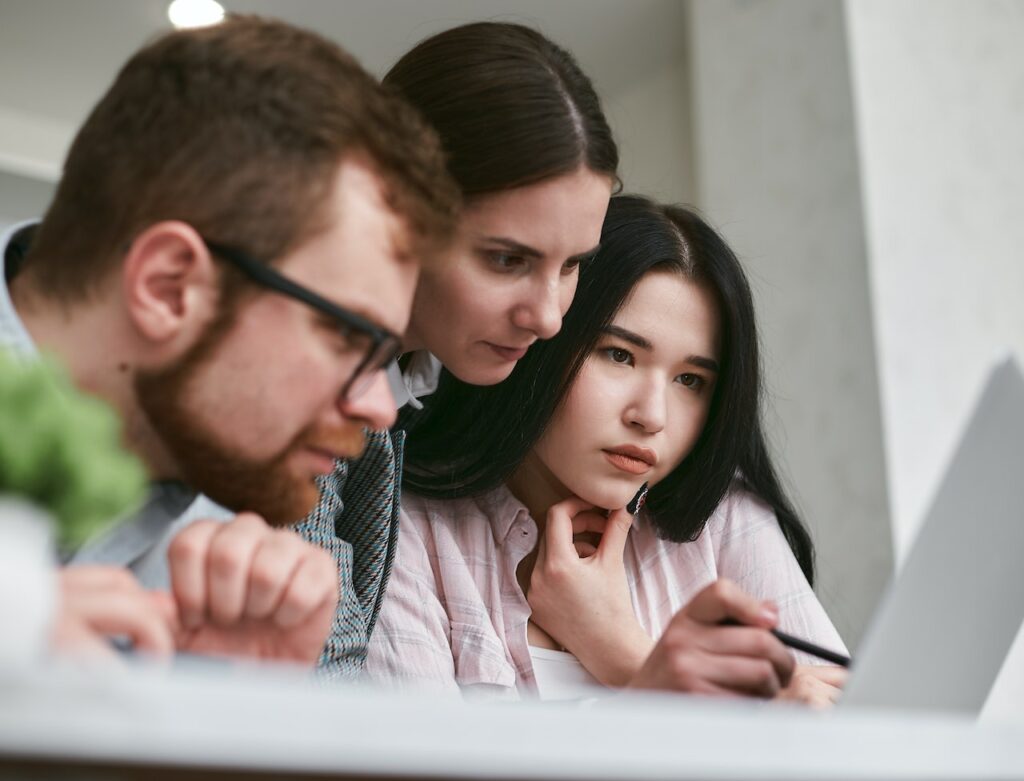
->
[0, 348, 146, 548]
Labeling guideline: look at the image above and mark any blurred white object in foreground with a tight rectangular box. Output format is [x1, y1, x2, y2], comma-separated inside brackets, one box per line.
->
[0, 497, 55, 668]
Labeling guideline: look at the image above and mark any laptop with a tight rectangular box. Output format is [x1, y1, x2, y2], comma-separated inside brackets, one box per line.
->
[840, 356, 1024, 712]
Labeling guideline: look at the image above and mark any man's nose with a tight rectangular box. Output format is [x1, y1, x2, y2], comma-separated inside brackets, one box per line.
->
[337, 369, 397, 431]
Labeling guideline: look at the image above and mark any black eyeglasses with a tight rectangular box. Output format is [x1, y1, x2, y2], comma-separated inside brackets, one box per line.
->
[204, 239, 402, 402]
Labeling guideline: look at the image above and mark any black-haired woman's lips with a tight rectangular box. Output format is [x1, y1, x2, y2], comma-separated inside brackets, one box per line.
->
[602, 445, 657, 475]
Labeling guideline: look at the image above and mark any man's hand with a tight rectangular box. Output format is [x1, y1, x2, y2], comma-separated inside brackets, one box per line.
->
[167, 513, 338, 666]
[628, 579, 795, 697]
[51, 566, 176, 660]
[527, 498, 654, 686]
[776, 664, 847, 708]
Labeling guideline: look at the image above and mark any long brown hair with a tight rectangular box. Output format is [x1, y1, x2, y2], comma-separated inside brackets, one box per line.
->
[384, 21, 619, 197]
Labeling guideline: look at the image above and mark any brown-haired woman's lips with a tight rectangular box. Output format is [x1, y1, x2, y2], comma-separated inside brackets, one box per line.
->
[485, 342, 531, 361]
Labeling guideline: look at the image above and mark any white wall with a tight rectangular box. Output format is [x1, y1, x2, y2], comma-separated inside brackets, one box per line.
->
[845, 0, 1024, 559]
[603, 54, 695, 205]
[685, 0, 893, 648]
[0, 171, 53, 228]
[846, 0, 1024, 723]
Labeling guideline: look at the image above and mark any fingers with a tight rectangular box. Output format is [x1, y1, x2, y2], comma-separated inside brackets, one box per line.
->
[596, 508, 633, 562]
[684, 579, 779, 629]
[168, 514, 340, 641]
[543, 497, 598, 563]
[706, 656, 784, 698]
[147, 590, 181, 632]
[697, 625, 795, 690]
[54, 566, 176, 658]
[51, 621, 122, 661]
[572, 540, 599, 557]
[60, 565, 138, 591]
[678, 580, 793, 688]
[78, 591, 176, 656]
[569, 511, 609, 536]
[272, 547, 338, 628]
[800, 664, 848, 688]
[168, 513, 271, 629]
[206, 514, 269, 625]
[544, 498, 636, 566]
[244, 531, 308, 620]
[778, 665, 846, 708]
[635, 581, 799, 696]
[167, 518, 225, 629]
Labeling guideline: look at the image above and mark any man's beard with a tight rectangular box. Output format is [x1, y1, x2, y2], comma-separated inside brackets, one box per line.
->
[134, 311, 365, 527]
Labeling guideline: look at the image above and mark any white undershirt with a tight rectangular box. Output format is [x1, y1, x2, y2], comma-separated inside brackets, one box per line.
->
[528, 647, 603, 701]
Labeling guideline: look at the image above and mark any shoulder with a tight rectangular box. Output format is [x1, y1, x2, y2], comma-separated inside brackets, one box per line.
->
[399, 487, 513, 557]
[704, 481, 780, 542]
[704, 482, 813, 592]
[402, 490, 494, 530]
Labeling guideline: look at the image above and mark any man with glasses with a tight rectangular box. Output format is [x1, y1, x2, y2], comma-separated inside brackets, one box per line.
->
[0, 17, 457, 669]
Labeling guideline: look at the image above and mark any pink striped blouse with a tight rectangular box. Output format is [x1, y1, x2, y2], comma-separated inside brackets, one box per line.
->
[365, 483, 846, 699]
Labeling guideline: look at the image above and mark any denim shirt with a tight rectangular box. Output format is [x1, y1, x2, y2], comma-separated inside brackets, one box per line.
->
[2, 221, 401, 678]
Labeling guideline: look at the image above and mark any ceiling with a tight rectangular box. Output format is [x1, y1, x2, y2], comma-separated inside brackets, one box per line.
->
[0, 0, 687, 178]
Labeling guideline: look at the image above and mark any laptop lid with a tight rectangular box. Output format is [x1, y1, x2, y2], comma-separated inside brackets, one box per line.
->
[842, 357, 1024, 712]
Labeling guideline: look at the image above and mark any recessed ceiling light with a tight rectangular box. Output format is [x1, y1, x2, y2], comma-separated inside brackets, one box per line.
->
[168, 0, 226, 29]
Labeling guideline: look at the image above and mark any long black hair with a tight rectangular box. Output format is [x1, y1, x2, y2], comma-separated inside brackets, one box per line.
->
[384, 21, 619, 196]
[401, 196, 815, 584]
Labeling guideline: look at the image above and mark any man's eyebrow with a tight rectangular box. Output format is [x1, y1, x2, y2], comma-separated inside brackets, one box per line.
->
[474, 235, 543, 259]
[601, 324, 721, 373]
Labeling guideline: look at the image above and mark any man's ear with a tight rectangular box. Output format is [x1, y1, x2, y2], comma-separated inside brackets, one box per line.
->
[122, 222, 219, 347]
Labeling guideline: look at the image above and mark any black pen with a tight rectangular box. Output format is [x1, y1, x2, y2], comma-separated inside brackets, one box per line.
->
[721, 618, 852, 668]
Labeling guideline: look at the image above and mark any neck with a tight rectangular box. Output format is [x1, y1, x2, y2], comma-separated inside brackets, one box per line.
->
[400, 321, 425, 354]
[10, 279, 182, 482]
[506, 452, 572, 533]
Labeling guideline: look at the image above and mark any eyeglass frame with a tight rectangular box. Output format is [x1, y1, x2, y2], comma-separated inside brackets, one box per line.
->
[203, 239, 403, 401]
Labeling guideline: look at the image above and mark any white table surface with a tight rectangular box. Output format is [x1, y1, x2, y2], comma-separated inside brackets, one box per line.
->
[1, 660, 1023, 780]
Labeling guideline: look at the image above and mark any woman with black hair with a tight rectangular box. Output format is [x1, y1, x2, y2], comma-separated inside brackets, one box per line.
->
[382, 21, 617, 406]
[367, 196, 847, 704]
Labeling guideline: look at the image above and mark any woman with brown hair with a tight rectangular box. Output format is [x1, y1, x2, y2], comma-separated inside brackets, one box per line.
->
[381, 22, 619, 408]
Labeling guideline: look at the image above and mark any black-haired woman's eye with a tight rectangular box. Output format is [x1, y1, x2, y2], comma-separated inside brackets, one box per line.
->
[676, 373, 705, 392]
[599, 346, 634, 366]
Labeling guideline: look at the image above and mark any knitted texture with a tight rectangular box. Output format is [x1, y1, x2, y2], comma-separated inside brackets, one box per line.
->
[294, 428, 404, 678]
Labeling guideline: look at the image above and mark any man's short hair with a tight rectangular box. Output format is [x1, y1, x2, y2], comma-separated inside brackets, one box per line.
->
[27, 15, 458, 301]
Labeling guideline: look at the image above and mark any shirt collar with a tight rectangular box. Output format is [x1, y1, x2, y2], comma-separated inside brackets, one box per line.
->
[67, 481, 199, 568]
[476, 483, 536, 547]
[387, 350, 443, 410]
[0, 220, 41, 359]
